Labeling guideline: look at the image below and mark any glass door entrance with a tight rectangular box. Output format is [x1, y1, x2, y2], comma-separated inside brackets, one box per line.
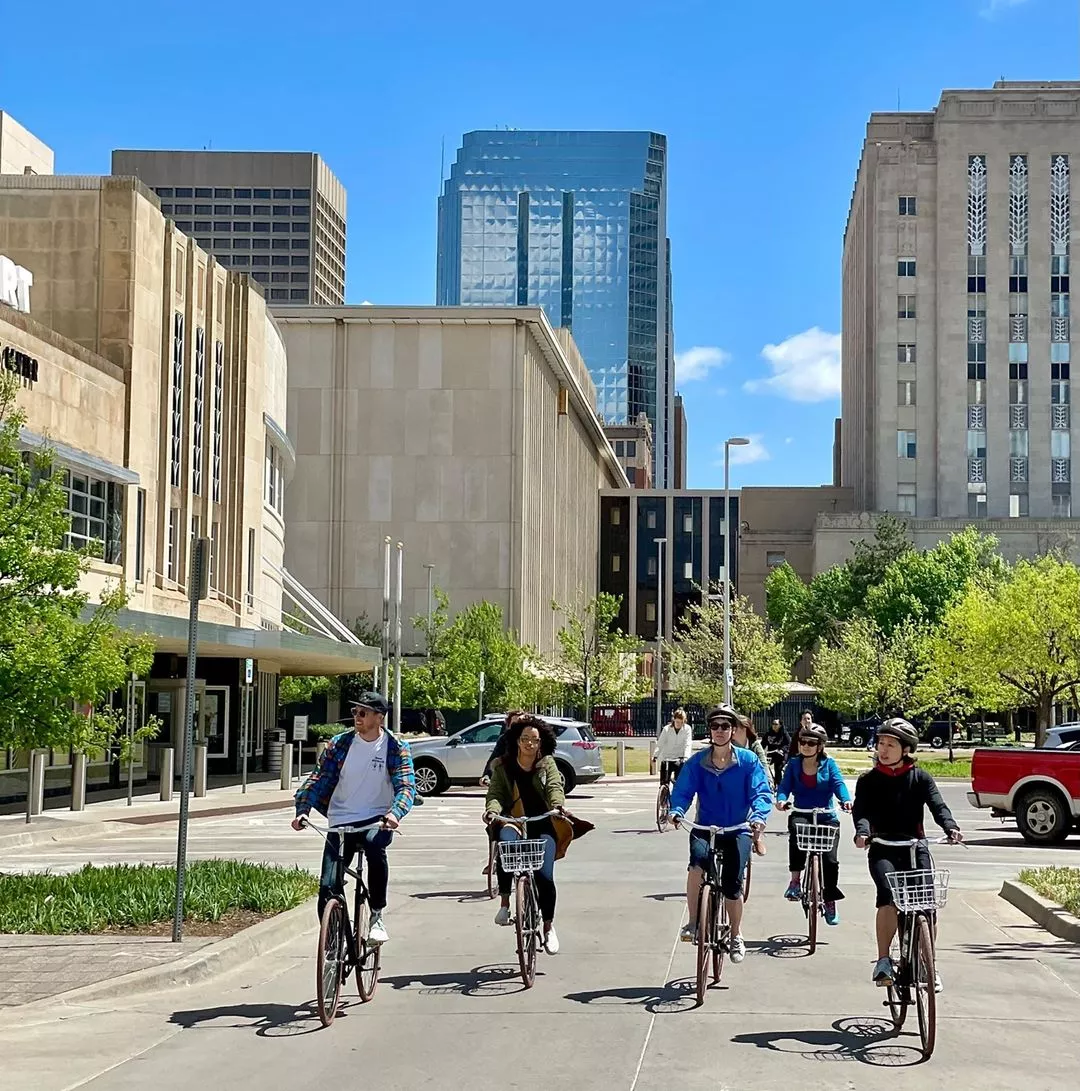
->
[146, 680, 207, 776]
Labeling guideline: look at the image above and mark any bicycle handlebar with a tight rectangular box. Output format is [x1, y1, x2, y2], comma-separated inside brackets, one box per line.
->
[488, 810, 562, 830]
[678, 819, 753, 835]
[298, 815, 398, 839]
[869, 834, 966, 848]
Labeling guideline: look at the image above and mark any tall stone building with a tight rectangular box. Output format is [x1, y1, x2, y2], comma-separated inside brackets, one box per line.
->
[842, 81, 1080, 520]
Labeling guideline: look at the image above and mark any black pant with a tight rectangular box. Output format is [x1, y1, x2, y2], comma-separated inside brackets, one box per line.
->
[659, 760, 684, 785]
[787, 815, 843, 902]
[318, 827, 393, 919]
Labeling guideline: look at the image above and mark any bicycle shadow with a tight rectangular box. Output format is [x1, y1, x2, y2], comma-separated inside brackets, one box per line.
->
[410, 890, 493, 904]
[642, 892, 684, 902]
[565, 976, 703, 1014]
[746, 934, 816, 959]
[377, 963, 530, 997]
[731, 1016, 925, 1067]
[169, 1002, 324, 1038]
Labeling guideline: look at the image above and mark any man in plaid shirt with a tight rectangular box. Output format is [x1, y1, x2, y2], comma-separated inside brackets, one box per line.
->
[292, 692, 415, 945]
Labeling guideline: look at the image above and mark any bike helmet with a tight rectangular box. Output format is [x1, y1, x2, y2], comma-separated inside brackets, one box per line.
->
[876, 717, 920, 752]
[705, 703, 747, 728]
[798, 724, 828, 746]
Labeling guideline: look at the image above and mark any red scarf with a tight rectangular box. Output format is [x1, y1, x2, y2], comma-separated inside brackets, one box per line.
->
[875, 757, 915, 778]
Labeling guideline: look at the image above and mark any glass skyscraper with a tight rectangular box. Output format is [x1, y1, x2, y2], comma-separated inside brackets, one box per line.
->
[437, 131, 675, 486]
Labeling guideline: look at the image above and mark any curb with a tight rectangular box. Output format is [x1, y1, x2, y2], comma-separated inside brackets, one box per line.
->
[999, 879, 1080, 943]
[0, 820, 121, 853]
[0, 897, 318, 1024]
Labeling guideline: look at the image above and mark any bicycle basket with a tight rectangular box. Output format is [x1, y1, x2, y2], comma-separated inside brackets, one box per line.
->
[497, 838, 547, 874]
[885, 868, 949, 913]
[794, 822, 840, 854]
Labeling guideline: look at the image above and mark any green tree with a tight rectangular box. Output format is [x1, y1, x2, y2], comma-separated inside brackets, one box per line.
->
[0, 374, 154, 750]
[278, 613, 381, 712]
[927, 555, 1080, 746]
[674, 589, 789, 712]
[552, 592, 644, 715]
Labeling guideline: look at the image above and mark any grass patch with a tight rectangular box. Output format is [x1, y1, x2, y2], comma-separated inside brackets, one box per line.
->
[600, 747, 653, 775]
[0, 859, 317, 935]
[833, 756, 971, 778]
[1018, 866, 1080, 918]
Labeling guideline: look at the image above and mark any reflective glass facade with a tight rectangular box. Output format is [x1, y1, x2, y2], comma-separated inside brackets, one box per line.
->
[437, 131, 674, 485]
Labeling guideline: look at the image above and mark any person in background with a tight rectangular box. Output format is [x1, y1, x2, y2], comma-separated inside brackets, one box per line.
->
[764, 718, 790, 787]
[732, 714, 773, 788]
[656, 707, 694, 786]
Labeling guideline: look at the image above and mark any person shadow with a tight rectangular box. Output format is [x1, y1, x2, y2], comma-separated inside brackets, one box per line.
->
[169, 1002, 324, 1037]
[565, 977, 700, 1014]
[731, 1016, 925, 1067]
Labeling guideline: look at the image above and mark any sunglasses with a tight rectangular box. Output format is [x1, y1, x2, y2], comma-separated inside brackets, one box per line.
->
[709, 720, 735, 731]
[799, 737, 821, 747]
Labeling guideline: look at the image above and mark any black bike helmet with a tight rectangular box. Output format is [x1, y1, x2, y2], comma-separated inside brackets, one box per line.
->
[877, 717, 920, 752]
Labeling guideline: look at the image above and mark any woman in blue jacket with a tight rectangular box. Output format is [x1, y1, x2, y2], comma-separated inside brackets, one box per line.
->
[669, 704, 772, 965]
[775, 724, 852, 925]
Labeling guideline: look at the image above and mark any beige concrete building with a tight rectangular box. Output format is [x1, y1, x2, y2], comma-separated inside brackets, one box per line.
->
[111, 150, 346, 306]
[0, 174, 371, 798]
[843, 81, 1080, 522]
[673, 394, 688, 488]
[604, 413, 654, 488]
[275, 306, 628, 656]
[0, 111, 53, 175]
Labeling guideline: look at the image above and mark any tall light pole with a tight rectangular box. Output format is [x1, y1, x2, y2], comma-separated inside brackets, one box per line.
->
[422, 563, 435, 660]
[723, 438, 750, 705]
[380, 537, 392, 701]
[393, 542, 404, 732]
[654, 537, 667, 739]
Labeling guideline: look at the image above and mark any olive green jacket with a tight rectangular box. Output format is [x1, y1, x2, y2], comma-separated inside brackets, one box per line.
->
[485, 754, 573, 859]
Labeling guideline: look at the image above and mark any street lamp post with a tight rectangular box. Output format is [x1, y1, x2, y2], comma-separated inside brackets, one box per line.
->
[654, 537, 667, 739]
[422, 563, 435, 660]
[723, 438, 750, 705]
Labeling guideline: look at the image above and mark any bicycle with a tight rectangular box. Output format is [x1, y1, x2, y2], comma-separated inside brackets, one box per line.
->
[655, 761, 683, 832]
[678, 819, 750, 1006]
[783, 805, 841, 955]
[871, 835, 960, 1060]
[301, 816, 388, 1026]
[483, 836, 498, 899]
[489, 810, 560, 988]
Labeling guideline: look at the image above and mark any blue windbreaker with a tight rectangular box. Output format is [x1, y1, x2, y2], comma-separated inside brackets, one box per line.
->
[775, 755, 851, 811]
[669, 746, 772, 828]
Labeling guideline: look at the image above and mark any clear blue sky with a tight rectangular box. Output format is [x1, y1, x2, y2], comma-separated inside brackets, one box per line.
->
[4, 0, 1077, 489]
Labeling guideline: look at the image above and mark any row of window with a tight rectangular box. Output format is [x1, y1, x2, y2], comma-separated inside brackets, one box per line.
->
[265, 441, 284, 515]
[208, 253, 309, 268]
[612, 439, 638, 457]
[156, 186, 309, 200]
[171, 220, 310, 234]
[897, 489, 1073, 519]
[194, 239, 309, 253]
[162, 204, 309, 218]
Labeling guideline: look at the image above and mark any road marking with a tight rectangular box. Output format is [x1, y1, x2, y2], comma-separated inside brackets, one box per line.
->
[629, 913, 683, 1091]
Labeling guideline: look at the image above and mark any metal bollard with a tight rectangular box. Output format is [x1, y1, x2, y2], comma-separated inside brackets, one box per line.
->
[26, 749, 46, 821]
[159, 747, 175, 802]
[71, 751, 88, 811]
[280, 743, 291, 789]
[194, 744, 208, 798]
[617, 739, 626, 777]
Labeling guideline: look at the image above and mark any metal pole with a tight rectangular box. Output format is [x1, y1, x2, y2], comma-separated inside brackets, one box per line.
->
[723, 443, 732, 705]
[126, 672, 135, 806]
[394, 542, 404, 732]
[381, 536, 392, 701]
[423, 563, 435, 660]
[173, 536, 208, 944]
[241, 684, 249, 795]
[655, 537, 666, 739]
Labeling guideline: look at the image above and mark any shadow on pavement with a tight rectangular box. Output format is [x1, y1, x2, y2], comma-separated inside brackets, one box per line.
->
[169, 1002, 324, 1037]
[410, 890, 494, 903]
[642, 892, 684, 901]
[956, 939, 1080, 961]
[746, 934, 815, 959]
[960, 835, 1078, 849]
[565, 977, 701, 1014]
[612, 829, 659, 836]
[378, 963, 529, 997]
[731, 1016, 924, 1067]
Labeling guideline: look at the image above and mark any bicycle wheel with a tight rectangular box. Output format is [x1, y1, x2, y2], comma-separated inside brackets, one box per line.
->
[887, 917, 909, 1030]
[711, 894, 727, 984]
[695, 883, 713, 1005]
[913, 915, 937, 1059]
[514, 874, 539, 988]
[353, 891, 380, 1002]
[742, 856, 752, 902]
[486, 839, 498, 899]
[316, 899, 346, 1026]
[806, 854, 820, 955]
[656, 785, 670, 832]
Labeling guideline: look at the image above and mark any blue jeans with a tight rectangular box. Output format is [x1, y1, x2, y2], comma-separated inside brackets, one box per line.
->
[495, 824, 557, 921]
[689, 830, 752, 900]
[319, 825, 394, 918]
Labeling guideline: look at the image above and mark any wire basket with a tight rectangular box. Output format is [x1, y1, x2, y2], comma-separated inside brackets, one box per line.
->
[885, 868, 950, 913]
[794, 822, 840, 854]
[498, 838, 547, 874]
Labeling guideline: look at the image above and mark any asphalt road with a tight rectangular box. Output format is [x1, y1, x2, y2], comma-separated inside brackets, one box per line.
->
[2, 778, 1080, 1090]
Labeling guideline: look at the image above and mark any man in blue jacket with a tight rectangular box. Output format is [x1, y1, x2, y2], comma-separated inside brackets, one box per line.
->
[670, 703, 772, 964]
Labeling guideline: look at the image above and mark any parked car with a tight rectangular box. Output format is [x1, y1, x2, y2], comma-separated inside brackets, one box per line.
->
[408, 715, 604, 797]
[397, 708, 446, 736]
[1042, 723, 1080, 749]
[968, 742, 1080, 844]
[839, 716, 954, 750]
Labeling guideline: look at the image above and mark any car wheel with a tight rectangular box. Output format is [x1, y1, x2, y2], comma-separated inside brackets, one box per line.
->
[556, 762, 577, 795]
[850, 731, 867, 749]
[928, 731, 947, 750]
[413, 759, 448, 797]
[1015, 787, 1070, 845]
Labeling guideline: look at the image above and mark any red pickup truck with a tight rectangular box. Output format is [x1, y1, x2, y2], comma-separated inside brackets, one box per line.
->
[968, 743, 1080, 844]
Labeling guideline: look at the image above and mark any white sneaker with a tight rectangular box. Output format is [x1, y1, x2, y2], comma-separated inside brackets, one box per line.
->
[367, 912, 388, 945]
[934, 971, 943, 994]
[730, 935, 746, 963]
[494, 905, 511, 926]
[544, 927, 560, 955]
[679, 923, 697, 943]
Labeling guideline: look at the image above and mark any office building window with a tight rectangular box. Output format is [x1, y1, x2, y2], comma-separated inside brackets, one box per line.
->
[265, 440, 283, 514]
[898, 380, 916, 406]
[645, 602, 656, 623]
[898, 343, 916, 364]
[234, 188, 251, 199]
[293, 188, 310, 198]
[192, 328, 205, 495]
[1010, 493, 1029, 517]
[683, 513, 693, 534]
[647, 556, 657, 577]
[896, 484, 916, 516]
[246, 527, 256, 607]
[161, 204, 174, 215]
[897, 260, 916, 277]
[156, 187, 174, 198]
[290, 289, 307, 300]
[610, 505, 621, 525]
[212, 340, 223, 502]
[765, 550, 786, 569]
[273, 188, 290, 199]
[213, 238, 230, 250]
[195, 187, 211, 198]
[214, 188, 231, 198]
[899, 196, 917, 216]
[167, 507, 180, 582]
[898, 295, 916, 319]
[270, 289, 289, 301]
[611, 554, 621, 573]
[253, 221, 271, 233]
[195, 204, 212, 215]
[61, 470, 122, 561]
[292, 239, 308, 249]
[175, 187, 193, 198]
[233, 222, 251, 232]
[897, 430, 917, 459]
[646, 510, 656, 529]
[292, 205, 310, 216]
[968, 491, 987, 518]
[170, 312, 184, 487]
[1053, 494, 1072, 517]
[254, 188, 271, 199]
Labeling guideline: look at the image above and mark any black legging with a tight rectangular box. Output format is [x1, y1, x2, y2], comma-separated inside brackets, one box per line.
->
[787, 814, 843, 902]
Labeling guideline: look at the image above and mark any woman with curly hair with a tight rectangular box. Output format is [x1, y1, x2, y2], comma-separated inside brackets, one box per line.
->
[483, 715, 573, 954]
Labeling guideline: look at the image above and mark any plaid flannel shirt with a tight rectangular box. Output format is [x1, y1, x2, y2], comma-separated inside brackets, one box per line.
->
[294, 729, 415, 821]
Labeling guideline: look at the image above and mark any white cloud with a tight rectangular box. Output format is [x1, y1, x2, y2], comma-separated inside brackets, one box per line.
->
[981, 0, 1031, 17]
[784, 436, 794, 444]
[675, 345, 730, 383]
[743, 327, 841, 403]
[717, 434, 770, 467]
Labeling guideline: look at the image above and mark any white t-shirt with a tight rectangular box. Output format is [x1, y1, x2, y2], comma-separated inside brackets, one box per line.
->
[327, 732, 395, 828]
[656, 723, 694, 762]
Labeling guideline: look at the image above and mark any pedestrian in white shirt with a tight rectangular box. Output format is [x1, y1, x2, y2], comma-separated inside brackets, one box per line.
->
[656, 707, 694, 786]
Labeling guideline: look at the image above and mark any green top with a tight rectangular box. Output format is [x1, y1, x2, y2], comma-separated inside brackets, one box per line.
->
[485, 754, 566, 816]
